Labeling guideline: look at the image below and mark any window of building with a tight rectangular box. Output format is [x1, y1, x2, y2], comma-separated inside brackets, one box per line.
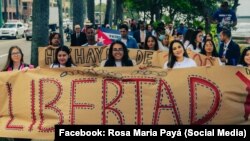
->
[23, 2, 27, 10]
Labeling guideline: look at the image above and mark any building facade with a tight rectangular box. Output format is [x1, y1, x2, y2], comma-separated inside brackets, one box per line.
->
[1, 0, 23, 22]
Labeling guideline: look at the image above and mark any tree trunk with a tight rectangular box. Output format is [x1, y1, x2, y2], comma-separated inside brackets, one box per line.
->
[70, 0, 73, 20]
[0, 0, 4, 26]
[104, 0, 112, 26]
[57, 0, 64, 46]
[169, 7, 175, 23]
[15, 0, 19, 19]
[3, 0, 7, 22]
[232, 0, 239, 12]
[114, 0, 123, 26]
[73, 0, 84, 28]
[109, 0, 113, 26]
[87, 0, 95, 25]
[31, 0, 49, 67]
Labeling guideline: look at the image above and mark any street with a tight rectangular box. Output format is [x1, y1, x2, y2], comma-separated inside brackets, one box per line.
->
[0, 38, 31, 70]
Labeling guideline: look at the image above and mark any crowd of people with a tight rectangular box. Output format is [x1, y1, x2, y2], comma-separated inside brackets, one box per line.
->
[1, 2, 247, 73]
[0, 1, 249, 141]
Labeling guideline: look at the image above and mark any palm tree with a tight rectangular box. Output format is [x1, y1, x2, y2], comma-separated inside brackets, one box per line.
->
[15, 0, 19, 19]
[31, 0, 49, 66]
[73, 0, 84, 28]
[57, 0, 64, 45]
[104, 0, 112, 26]
[114, 0, 123, 26]
[87, 0, 95, 25]
[3, 0, 7, 22]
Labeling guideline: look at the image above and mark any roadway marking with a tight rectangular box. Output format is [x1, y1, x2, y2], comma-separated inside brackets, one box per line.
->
[0, 54, 8, 58]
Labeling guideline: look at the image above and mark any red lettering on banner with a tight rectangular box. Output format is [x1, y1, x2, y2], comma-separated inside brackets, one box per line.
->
[38, 79, 63, 132]
[236, 71, 250, 121]
[6, 82, 24, 130]
[102, 79, 124, 124]
[153, 79, 181, 125]
[29, 80, 36, 131]
[122, 78, 155, 125]
[70, 79, 96, 124]
[189, 76, 221, 124]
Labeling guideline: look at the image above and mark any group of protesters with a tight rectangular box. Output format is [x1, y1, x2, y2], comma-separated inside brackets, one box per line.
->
[1, 1, 249, 75]
[0, 1, 250, 141]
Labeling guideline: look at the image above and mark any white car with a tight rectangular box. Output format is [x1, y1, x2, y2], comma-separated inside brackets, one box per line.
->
[0, 21, 25, 39]
[25, 25, 32, 41]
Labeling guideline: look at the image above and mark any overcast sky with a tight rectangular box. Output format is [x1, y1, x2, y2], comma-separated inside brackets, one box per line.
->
[237, 0, 250, 16]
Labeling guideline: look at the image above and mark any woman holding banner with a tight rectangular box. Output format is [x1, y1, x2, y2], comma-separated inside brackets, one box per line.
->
[101, 41, 136, 67]
[163, 40, 197, 69]
[200, 39, 222, 66]
[47, 32, 62, 49]
[2, 46, 34, 71]
[50, 45, 76, 68]
[144, 35, 159, 51]
[238, 47, 250, 68]
[1, 46, 33, 141]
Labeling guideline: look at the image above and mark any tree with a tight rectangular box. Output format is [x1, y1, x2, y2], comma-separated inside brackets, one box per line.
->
[57, 0, 64, 46]
[73, 0, 84, 28]
[232, 0, 239, 12]
[15, 0, 19, 19]
[3, 0, 7, 22]
[0, 0, 4, 26]
[104, 0, 112, 26]
[31, 0, 49, 67]
[87, 0, 95, 25]
[114, 0, 123, 25]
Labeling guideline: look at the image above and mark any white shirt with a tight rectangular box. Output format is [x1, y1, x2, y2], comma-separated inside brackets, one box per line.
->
[163, 57, 197, 69]
[187, 44, 201, 53]
[158, 42, 169, 52]
[50, 64, 75, 68]
[157, 40, 168, 51]
[121, 38, 128, 46]
[222, 39, 232, 56]
[100, 60, 136, 67]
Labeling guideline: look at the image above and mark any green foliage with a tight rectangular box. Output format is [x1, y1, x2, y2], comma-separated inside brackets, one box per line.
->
[95, 3, 106, 13]
[162, 15, 171, 24]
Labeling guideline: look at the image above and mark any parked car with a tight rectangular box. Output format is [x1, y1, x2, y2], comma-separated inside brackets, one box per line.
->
[0, 21, 25, 39]
[25, 25, 32, 41]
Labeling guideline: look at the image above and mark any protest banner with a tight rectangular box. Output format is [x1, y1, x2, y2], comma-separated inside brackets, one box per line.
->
[0, 66, 249, 139]
[38, 47, 219, 68]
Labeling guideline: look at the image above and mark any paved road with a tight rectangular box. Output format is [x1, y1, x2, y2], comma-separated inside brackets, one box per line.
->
[0, 38, 31, 70]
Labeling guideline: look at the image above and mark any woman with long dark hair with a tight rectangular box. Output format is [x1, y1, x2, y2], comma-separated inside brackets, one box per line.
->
[144, 35, 159, 51]
[47, 32, 61, 49]
[239, 47, 250, 68]
[2, 46, 34, 71]
[101, 41, 135, 67]
[200, 39, 222, 65]
[50, 45, 75, 68]
[163, 40, 197, 69]
[186, 30, 203, 53]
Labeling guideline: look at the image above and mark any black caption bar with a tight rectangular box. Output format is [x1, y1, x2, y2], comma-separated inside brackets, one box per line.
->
[55, 125, 250, 140]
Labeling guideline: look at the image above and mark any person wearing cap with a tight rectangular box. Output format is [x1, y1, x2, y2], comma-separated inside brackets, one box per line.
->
[212, 1, 237, 45]
[81, 19, 93, 33]
[71, 24, 87, 46]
